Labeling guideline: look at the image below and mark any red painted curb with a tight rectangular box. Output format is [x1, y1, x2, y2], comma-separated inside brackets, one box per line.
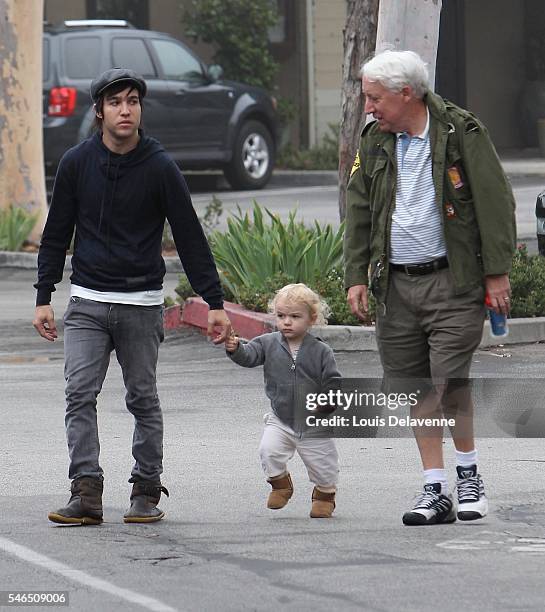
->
[164, 304, 182, 329]
[181, 297, 276, 339]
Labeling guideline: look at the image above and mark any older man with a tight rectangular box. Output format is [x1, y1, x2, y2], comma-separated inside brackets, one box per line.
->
[344, 50, 516, 525]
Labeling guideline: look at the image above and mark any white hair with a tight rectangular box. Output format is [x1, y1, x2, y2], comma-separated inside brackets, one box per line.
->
[361, 50, 429, 98]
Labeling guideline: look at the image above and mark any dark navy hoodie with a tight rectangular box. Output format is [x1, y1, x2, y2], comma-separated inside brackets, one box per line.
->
[35, 132, 223, 308]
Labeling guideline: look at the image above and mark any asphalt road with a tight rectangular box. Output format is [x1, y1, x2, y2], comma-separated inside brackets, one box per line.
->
[185, 174, 543, 255]
[1, 269, 545, 611]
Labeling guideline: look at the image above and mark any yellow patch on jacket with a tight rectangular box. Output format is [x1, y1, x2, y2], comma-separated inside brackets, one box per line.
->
[350, 150, 361, 177]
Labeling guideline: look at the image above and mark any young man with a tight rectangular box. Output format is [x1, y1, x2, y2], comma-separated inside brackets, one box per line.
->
[33, 68, 231, 525]
[344, 50, 516, 525]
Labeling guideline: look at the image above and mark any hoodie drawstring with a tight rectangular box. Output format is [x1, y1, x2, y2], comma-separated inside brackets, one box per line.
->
[106, 162, 120, 258]
[97, 152, 110, 236]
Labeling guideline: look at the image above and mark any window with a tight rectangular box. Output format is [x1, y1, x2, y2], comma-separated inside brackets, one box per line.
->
[112, 38, 156, 77]
[150, 39, 203, 82]
[64, 37, 102, 79]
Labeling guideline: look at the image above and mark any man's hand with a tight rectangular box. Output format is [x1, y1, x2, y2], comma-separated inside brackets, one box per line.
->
[207, 309, 232, 344]
[225, 332, 239, 353]
[33, 305, 58, 341]
[484, 274, 511, 316]
[347, 284, 369, 321]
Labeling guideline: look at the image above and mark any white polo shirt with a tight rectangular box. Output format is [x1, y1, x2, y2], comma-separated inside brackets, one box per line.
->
[390, 110, 447, 264]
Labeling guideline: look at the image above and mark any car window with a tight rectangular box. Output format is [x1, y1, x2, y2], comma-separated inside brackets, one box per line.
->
[150, 39, 203, 82]
[43, 38, 49, 81]
[112, 38, 156, 77]
[64, 37, 101, 79]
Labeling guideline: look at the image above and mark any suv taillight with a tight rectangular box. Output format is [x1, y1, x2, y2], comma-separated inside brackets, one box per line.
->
[48, 87, 77, 116]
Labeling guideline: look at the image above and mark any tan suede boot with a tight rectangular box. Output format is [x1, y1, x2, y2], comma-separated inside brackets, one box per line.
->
[310, 487, 335, 518]
[266, 473, 293, 509]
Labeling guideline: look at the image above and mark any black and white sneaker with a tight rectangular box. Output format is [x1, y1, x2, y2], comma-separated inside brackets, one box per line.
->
[402, 483, 456, 526]
[456, 464, 488, 521]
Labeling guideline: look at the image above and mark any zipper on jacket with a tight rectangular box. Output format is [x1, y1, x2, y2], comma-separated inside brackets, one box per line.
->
[284, 343, 303, 438]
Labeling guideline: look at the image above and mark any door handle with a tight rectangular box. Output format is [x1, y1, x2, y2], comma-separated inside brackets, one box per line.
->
[175, 89, 187, 96]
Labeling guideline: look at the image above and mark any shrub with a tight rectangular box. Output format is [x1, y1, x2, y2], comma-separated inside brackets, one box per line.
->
[210, 202, 344, 302]
[0, 206, 38, 251]
[235, 267, 373, 326]
[184, 0, 278, 91]
[173, 273, 195, 303]
[314, 267, 375, 325]
[237, 271, 295, 313]
[174, 272, 235, 305]
[277, 123, 339, 170]
[510, 244, 545, 317]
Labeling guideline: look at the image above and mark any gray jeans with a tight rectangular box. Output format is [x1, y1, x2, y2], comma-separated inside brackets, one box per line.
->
[63, 297, 164, 482]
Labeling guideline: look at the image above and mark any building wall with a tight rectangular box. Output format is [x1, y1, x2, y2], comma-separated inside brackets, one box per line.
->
[44, 0, 85, 23]
[464, 0, 525, 149]
[311, 0, 346, 144]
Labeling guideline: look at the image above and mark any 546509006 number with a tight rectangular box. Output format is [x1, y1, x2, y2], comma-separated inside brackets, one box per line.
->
[0, 591, 69, 606]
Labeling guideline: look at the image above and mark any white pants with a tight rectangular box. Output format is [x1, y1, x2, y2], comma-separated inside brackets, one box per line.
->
[259, 413, 339, 489]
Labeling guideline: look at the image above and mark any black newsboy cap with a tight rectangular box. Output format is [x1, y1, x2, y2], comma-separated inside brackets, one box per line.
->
[90, 68, 147, 102]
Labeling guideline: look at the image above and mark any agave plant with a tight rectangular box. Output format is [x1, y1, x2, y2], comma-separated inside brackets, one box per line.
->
[210, 201, 344, 301]
[0, 206, 38, 251]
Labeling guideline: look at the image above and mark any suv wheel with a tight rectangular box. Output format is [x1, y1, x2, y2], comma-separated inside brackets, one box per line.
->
[224, 120, 274, 190]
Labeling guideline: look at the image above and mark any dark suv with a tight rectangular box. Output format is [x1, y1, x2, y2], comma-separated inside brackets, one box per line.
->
[43, 20, 278, 190]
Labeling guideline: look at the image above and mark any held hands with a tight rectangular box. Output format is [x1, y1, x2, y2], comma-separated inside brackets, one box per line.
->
[207, 309, 232, 344]
[347, 284, 369, 321]
[33, 305, 58, 341]
[224, 331, 239, 353]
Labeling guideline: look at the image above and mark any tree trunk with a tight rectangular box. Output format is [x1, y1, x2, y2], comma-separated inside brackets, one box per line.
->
[375, 0, 442, 89]
[338, 0, 379, 221]
[0, 0, 47, 243]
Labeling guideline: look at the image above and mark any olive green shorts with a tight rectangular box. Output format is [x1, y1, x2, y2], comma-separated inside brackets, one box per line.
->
[376, 267, 485, 382]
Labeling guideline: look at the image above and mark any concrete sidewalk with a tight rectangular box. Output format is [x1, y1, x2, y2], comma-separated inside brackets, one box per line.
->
[273, 153, 545, 182]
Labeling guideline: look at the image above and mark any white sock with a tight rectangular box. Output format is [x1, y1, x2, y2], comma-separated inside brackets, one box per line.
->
[423, 468, 448, 495]
[456, 449, 478, 467]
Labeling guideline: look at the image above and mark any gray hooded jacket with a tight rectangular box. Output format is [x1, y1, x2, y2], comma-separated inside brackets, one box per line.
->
[228, 331, 341, 432]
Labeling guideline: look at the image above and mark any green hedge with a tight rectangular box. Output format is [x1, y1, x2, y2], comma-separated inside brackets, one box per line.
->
[509, 244, 545, 317]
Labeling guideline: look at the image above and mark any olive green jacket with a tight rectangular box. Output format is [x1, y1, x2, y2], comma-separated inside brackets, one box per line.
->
[343, 91, 516, 302]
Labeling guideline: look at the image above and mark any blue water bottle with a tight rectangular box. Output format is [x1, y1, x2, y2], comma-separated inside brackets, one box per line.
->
[485, 293, 509, 338]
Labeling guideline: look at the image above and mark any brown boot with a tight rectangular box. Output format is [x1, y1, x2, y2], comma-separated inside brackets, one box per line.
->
[310, 487, 335, 518]
[123, 480, 169, 523]
[48, 477, 103, 525]
[266, 473, 293, 509]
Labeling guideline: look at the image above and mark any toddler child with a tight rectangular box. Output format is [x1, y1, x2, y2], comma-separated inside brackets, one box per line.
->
[225, 283, 341, 518]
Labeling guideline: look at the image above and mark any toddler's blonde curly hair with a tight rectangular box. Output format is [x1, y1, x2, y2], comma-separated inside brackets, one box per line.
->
[268, 283, 330, 326]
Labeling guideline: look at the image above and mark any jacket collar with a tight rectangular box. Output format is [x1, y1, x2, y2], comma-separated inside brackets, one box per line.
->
[277, 331, 314, 354]
[424, 90, 450, 126]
